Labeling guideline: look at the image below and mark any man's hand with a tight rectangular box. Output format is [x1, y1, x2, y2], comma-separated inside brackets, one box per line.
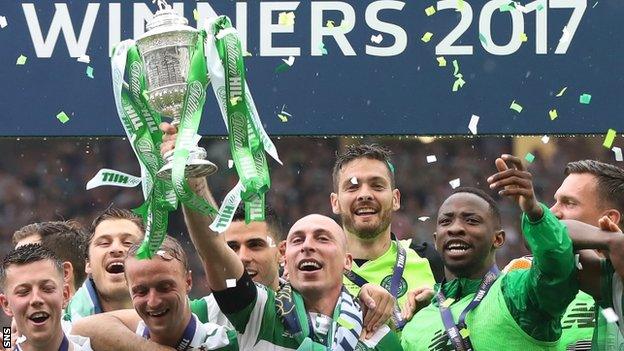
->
[487, 154, 543, 221]
[160, 122, 177, 157]
[358, 284, 394, 339]
[401, 286, 434, 322]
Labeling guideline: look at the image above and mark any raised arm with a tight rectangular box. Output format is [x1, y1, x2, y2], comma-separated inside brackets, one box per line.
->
[71, 309, 175, 351]
[160, 122, 243, 291]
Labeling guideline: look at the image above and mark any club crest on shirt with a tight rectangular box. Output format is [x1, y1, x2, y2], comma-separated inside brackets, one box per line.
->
[380, 275, 408, 298]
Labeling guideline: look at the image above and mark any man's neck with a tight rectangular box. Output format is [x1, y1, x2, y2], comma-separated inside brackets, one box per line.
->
[98, 291, 133, 312]
[151, 311, 192, 348]
[302, 286, 342, 316]
[346, 230, 392, 261]
[22, 329, 64, 351]
[445, 260, 496, 281]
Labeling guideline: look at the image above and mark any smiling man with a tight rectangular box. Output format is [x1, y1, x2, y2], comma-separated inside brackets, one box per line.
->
[402, 155, 578, 350]
[63, 207, 144, 322]
[0, 244, 90, 351]
[72, 236, 237, 351]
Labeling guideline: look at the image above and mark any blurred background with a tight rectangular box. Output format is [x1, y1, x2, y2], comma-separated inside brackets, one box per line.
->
[0, 134, 619, 327]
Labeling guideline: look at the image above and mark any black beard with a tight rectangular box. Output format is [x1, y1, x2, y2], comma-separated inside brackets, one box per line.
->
[342, 212, 392, 240]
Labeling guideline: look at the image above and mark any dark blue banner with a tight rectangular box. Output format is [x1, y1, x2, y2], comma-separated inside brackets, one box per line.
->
[0, 0, 621, 136]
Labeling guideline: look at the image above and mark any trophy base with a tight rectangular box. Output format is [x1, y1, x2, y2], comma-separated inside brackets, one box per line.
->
[156, 147, 218, 180]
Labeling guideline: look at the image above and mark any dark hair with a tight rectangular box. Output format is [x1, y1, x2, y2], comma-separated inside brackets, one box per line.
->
[88, 207, 144, 258]
[1, 244, 64, 290]
[332, 144, 395, 191]
[12, 223, 42, 246]
[126, 236, 189, 272]
[451, 187, 502, 228]
[565, 160, 624, 224]
[231, 205, 284, 241]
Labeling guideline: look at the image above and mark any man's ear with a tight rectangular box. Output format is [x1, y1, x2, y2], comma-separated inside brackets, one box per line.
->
[0, 293, 13, 318]
[278, 240, 286, 266]
[330, 192, 340, 215]
[343, 252, 353, 271]
[392, 189, 401, 211]
[493, 230, 506, 249]
[62, 261, 74, 289]
[62, 282, 71, 309]
[433, 232, 439, 251]
[602, 209, 621, 229]
[85, 259, 92, 275]
[185, 270, 193, 293]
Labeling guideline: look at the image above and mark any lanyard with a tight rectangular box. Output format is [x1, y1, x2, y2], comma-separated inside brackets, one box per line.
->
[343, 240, 407, 328]
[437, 266, 500, 351]
[142, 315, 197, 351]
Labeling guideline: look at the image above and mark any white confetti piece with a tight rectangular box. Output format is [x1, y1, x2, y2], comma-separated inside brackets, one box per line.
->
[602, 307, 619, 323]
[468, 115, 479, 135]
[426, 155, 437, 163]
[228, 160, 234, 169]
[350, 177, 358, 185]
[0, 16, 7, 28]
[282, 56, 295, 66]
[267, 236, 276, 248]
[418, 216, 430, 222]
[77, 54, 90, 63]
[449, 178, 461, 189]
[541, 135, 550, 144]
[613, 147, 623, 162]
[226, 278, 237, 288]
[370, 34, 383, 44]
[574, 253, 583, 270]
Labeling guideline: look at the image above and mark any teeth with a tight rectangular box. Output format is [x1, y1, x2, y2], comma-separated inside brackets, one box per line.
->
[30, 312, 48, 319]
[355, 208, 376, 215]
[300, 261, 321, 269]
[148, 310, 167, 317]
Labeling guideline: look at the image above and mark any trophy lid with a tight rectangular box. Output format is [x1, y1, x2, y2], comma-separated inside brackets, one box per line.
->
[138, 0, 197, 41]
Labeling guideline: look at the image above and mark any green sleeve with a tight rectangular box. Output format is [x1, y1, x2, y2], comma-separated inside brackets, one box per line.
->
[189, 298, 208, 323]
[502, 203, 577, 342]
[375, 330, 404, 351]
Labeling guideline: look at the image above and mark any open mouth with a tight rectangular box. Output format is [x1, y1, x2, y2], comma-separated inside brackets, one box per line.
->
[28, 311, 50, 325]
[444, 241, 472, 256]
[354, 207, 378, 216]
[245, 269, 258, 279]
[105, 261, 125, 274]
[147, 309, 169, 318]
[298, 259, 322, 272]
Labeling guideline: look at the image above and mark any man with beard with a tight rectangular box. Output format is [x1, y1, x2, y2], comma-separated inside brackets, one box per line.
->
[0, 245, 91, 351]
[402, 155, 578, 350]
[331, 144, 441, 330]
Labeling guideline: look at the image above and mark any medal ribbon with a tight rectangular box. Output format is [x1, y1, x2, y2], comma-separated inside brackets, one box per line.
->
[142, 314, 197, 351]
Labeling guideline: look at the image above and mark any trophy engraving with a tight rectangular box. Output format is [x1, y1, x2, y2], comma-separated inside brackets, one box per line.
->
[136, 0, 217, 180]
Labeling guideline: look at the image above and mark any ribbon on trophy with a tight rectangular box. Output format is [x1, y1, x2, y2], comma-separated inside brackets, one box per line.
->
[89, 13, 280, 257]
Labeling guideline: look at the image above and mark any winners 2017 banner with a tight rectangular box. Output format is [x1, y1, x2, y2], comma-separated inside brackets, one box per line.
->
[0, 0, 621, 136]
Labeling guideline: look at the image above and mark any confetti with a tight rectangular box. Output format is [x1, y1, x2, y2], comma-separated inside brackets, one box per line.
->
[602, 308, 619, 323]
[537, 4, 544, 11]
[77, 54, 90, 64]
[243, 51, 253, 57]
[421, 32, 433, 43]
[449, 178, 461, 189]
[370, 34, 383, 44]
[282, 56, 295, 66]
[319, 42, 328, 55]
[418, 216, 430, 222]
[459, 328, 470, 338]
[277, 114, 289, 122]
[451, 60, 466, 92]
[549, 109, 558, 120]
[56, 111, 70, 124]
[453, 60, 460, 76]
[0, 16, 7, 28]
[613, 147, 623, 162]
[479, 33, 488, 46]
[350, 177, 358, 185]
[441, 297, 455, 308]
[574, 253, 583, 270]
[230, 97, 241, 106]
[509, 100, 523, 113]
[425, 6, 436, 16]
[426, 155, 437, 163]
[16, 55, 27, 65]
[520, 33, 528, 42]
[326, 20, 335, 28]
[541, 135, 550, 144]
[193, 9, 199, 21]
[452, 77, 466, 91]
[525, 152, 536, 163]
[499, 3, 515, 12]
[468, 114, 479, 135]
[86, 66, 94, 78]
[593, 1, 599, 8]
[555, 86, 568, 97]
[226, 279, 237, 288]
[274, 63, 290, 73]
[579, 93, 592, 104]
[436, 56, 447, 67]
[457, 0, 465, 11]
[228, 159, 234, 169]
[278, 11, 296, 26]
[603, 129, 617, 149]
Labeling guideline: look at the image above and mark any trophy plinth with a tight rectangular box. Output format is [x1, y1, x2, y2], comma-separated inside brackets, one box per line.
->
[136, 3, 217, 180]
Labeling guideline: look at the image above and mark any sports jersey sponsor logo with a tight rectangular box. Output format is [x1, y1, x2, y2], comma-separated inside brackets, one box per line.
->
[380, 275, 408, 298]
[428, 329, 453, 351]
[561, 301, 595, 330]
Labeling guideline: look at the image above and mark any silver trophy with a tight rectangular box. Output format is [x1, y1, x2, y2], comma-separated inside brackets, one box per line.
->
[136, 0, 217, 180]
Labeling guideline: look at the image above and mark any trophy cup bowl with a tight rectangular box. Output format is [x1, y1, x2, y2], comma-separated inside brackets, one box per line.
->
[136, 4, 217, 180]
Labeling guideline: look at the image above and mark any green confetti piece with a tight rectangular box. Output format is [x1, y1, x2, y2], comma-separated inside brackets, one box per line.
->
[525, 152, 536, 163]
[319, 42, 328, 55]
[603, 129, 617, 149]
[193, 9, 199, 21]
[86, 66, 94, 78]
[549, 109, 558, 120]
[457, 0, 465, 11]
[452, 60, 460, 76]
[520, 33, 528, 42]
[556, 86, 568, 97]
[459, 328, 470, 338]
[537, 4, 544, 11]
[421, 32, 434, 43]
[499, 3, 515, 12]
[274, 63, 290, 73]
[437, 56, 447, 67]
[425, 6, 436, 16]
[579, 93, 592, 104]
[16, 55, 27, 65]
[510, 100, 523, 113]
[277, 114, 288, 122]
[56, 111, 70, 124]
[479, 33, 488, 46]
[452, 77, 466, 92]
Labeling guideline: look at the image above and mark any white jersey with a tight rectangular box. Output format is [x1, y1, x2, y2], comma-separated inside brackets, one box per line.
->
[611, 271, 624, 335]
